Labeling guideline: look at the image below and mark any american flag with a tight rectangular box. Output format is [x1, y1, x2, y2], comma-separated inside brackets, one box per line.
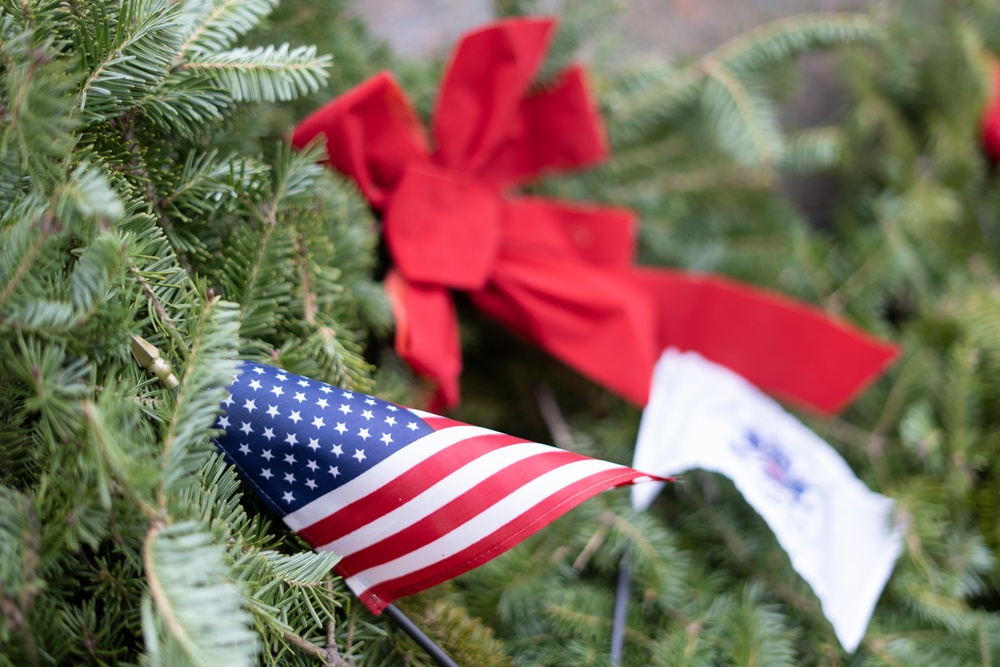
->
[215, 362, 661, 614]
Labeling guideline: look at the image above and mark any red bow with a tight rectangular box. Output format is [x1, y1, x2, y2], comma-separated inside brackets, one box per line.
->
[293, 17, 897, 414]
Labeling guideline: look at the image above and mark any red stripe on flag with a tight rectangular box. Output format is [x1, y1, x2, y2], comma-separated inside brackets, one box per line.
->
[352, 465, 646, 614]
[421, 414, 468, 430]
[335, 449, 590, 574]
[296, 432, 525, 547]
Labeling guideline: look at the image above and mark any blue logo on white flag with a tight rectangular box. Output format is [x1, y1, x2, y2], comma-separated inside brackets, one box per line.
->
[733, 430, 810, 503]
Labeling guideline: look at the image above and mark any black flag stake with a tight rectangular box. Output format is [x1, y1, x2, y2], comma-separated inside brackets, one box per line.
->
[610, 549, 631, 666]
[385, 603, 461, 667]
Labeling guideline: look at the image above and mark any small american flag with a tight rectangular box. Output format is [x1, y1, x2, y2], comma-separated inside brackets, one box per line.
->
[215, 362, 661, 614]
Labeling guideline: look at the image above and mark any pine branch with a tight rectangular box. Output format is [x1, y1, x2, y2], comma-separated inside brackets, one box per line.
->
[0, 193, 123, 337]
[709, 12, 878, 74]
[68, 232, 121, 315]
[269, 141, 327, 211]
[137, 74, 231, 139]
[0, 26, 78, 192]
[52, 160, 124, 225]
[0, 486, 40, 666]
[112, 112, 201, 280]
[688, 487, 828, 626]
[0, 210, 55, 306]
[181, 43, 330, 102]
[157, 294, 238, 506]
[608, 13, 877, 151]
[0, 0, 393, 664]
[723, 584, 797, 667]
[606, 64, 703, 149]
[128, 263, 180, 333]
[81, 397, 159, 518]
[701, 62, 783, 171]
[218, 218, 293, 341]
[177, 0, 279, 60]
[142, 521, 259, 667]
[76, 0, 182, 120]
[777, 126, 846, 170]
[162, 150, 267, 224]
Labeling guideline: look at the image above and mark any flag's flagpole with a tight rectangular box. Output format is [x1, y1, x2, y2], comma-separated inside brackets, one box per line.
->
[536, 384, 634, 667]
[130, 336, 462, 667]
[610, 551, 631, 666]
[384, 603, 460, 667]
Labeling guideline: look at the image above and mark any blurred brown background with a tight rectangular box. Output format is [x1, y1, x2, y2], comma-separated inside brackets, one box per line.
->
[352, 0, 867, 59]
[350, 0, 870, 137]
[351, 0, 872, 225]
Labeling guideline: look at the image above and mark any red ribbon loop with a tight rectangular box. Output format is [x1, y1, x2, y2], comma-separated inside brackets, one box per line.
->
[475, 66, 610, 191]
[433, 17, 555, 173]
[292, 72, 429, 208]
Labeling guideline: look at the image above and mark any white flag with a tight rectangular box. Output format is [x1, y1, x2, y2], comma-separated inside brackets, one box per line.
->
[632, 349, 903, 652]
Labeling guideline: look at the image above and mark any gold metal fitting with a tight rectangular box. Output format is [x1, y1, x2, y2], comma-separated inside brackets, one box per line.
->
[130, 335, 180, 389]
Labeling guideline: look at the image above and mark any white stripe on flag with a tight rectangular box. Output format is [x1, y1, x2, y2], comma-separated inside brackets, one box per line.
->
[344, 457, 625, 598]
[319, 441, 557, 556]
[283, 425, 496, 531]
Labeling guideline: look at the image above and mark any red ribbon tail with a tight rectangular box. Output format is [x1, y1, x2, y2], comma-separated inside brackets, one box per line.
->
[633, 269, 899, 414]
[386, 271, 463, 411]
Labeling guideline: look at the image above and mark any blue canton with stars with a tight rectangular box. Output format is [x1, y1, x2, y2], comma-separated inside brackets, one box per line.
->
[214, 362, 435, 514]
